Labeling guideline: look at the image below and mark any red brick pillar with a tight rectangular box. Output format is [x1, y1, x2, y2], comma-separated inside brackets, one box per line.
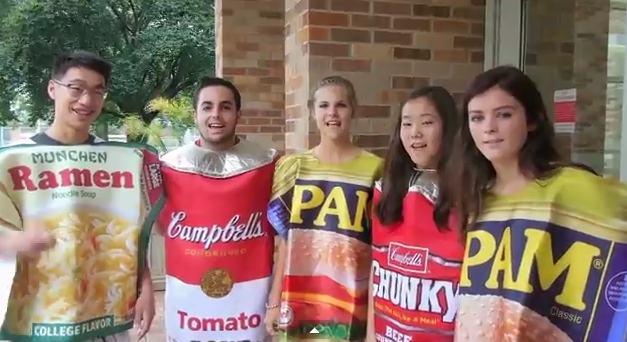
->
[525, 0, 611, 173]
[215, 0, 286, 153]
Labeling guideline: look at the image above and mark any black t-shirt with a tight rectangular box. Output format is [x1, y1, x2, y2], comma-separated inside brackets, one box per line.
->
[30, 132, 98, 145]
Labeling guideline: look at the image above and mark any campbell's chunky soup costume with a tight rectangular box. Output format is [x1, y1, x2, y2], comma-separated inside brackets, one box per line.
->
[455, 167, 627, 342]
[0, 138, 164, 342]
[372, 172, 464, 342]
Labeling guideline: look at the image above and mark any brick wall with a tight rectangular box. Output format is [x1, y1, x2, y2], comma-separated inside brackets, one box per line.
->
[606, 7, 625, 177]
[216, 1, 618, 175]
[215, 0, 286, 153]
[284, 0, 485, 156]
[524, 0, 611, 174]
[572, 1, 610, 173]
[524, 0, 576, 159]
[284, 0, 312, 154]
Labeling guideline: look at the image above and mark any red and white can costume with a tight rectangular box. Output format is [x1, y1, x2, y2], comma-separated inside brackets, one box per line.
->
[159, 139, 278, 342]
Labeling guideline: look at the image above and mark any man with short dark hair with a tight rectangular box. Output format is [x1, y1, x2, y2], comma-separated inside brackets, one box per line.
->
[36, 50, 112, 145]
[0, 50, 161, 342]
[158, 76, 277, 341]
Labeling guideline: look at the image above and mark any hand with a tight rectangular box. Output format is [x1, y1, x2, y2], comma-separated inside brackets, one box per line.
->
[4, 228, 56, 256]
[134, 284, 155, 340]
[264, 306, 280, 336]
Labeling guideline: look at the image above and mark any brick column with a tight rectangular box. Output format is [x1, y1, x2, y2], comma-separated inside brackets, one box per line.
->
[524, 0, 576, 159]
[215, 0, 286, 153]
[284, 0, 314, 153]
[571, 0, 610, 173]
[524, 0, 611, 173]
[284, 0, 485, 156]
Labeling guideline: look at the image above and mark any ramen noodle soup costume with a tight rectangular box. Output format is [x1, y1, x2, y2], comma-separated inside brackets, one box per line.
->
[455, 167, 627, 342]
[159, 139, 278, 342]
[0, 140, 165, 342]
[372, 172, 463, 342]
[268, 150, 382, 341]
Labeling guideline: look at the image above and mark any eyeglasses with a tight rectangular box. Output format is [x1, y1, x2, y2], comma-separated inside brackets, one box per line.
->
[52, 79, 108, 100]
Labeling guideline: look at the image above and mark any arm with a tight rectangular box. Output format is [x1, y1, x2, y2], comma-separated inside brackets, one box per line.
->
[266, 154, 295, 307]
[153, 222, 163, 236]
[267, 237, 287, 306]
[0, 228, 55, 257]
[265, 237, 287, 335]
[264, 155, 297, 334]
[135, 265, 155, 339]
[0, 233, 19, 254]
[366, 268, 375, 342]
[367, 181, 382, 342]
[139, 265, 153, 292]
[0, 193, 50, 256]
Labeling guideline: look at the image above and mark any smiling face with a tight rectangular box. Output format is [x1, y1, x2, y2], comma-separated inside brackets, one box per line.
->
[312, 85, 353, 141]
[399, 97, 443, 169]
[468, 86, 533, 165]
[195, 85, 240, 150]
[47, 67, 108, 132]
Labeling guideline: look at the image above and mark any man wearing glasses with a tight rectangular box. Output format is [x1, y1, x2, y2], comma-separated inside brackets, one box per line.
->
[0, 51, 159, 342]
[32, 51, 109, 145]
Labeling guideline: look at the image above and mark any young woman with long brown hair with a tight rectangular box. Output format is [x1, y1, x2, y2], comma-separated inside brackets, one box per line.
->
[444, 66, 627, 342]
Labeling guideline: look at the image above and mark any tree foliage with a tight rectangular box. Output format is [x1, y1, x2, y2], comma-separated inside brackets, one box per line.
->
[124, 96, 194, 152]
[0, 0, 214, 126]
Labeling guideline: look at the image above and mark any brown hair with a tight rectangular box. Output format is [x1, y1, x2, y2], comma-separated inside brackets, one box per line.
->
[308, 75, 358, 115]
[441, 66, 563, 235]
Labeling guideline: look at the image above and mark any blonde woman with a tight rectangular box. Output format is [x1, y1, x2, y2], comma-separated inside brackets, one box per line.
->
[265, 76, 382, 341]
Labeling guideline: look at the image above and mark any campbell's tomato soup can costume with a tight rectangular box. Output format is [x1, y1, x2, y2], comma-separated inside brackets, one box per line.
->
[159, 139, 277, 342]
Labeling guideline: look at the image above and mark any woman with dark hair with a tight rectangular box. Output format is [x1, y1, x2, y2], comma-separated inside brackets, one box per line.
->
[445, 66, 627, 342]
[367, 86, 463, 342]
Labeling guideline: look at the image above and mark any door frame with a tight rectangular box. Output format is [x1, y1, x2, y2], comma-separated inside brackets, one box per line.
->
[483, 0, 524, 70]
[621, 7, 627, 181]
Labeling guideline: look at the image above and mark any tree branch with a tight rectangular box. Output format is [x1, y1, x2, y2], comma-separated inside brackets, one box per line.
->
[162, 51, 187, 98]
[102, 108, 126, 118]
[106, 1, 132, 45]
[139, 107, 160, 124]
[140, 67, 150, 87]
[128, 0, 139, 35]
[150, 60, 165, 96]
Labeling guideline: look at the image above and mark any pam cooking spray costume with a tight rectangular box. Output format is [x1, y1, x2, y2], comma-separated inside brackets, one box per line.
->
[456, 167, 627, 342]
[268, 150, 381, 341]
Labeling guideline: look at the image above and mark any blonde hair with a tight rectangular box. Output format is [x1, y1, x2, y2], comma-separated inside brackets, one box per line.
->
[308, 76, 358, 113]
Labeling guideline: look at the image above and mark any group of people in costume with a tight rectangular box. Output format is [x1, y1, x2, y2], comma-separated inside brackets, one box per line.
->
[0, 49, 626, 342]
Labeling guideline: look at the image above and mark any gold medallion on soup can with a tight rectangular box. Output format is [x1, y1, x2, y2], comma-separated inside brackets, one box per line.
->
[200, 267, 234, 298]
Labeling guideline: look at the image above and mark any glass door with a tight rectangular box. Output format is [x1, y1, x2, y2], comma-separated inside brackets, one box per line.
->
[487, 0, 627, 180]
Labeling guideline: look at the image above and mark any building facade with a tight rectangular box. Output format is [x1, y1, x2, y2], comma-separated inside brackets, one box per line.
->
[214, 0, 627, 182]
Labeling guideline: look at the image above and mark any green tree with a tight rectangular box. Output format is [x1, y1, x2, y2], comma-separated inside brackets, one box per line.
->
[124, 96, 195, 152]
[0, 0, 214, 128]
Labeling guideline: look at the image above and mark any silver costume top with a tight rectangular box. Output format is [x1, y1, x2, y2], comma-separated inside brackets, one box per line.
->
[160, 138, 278, 178]
[375, 170, 439, 204]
